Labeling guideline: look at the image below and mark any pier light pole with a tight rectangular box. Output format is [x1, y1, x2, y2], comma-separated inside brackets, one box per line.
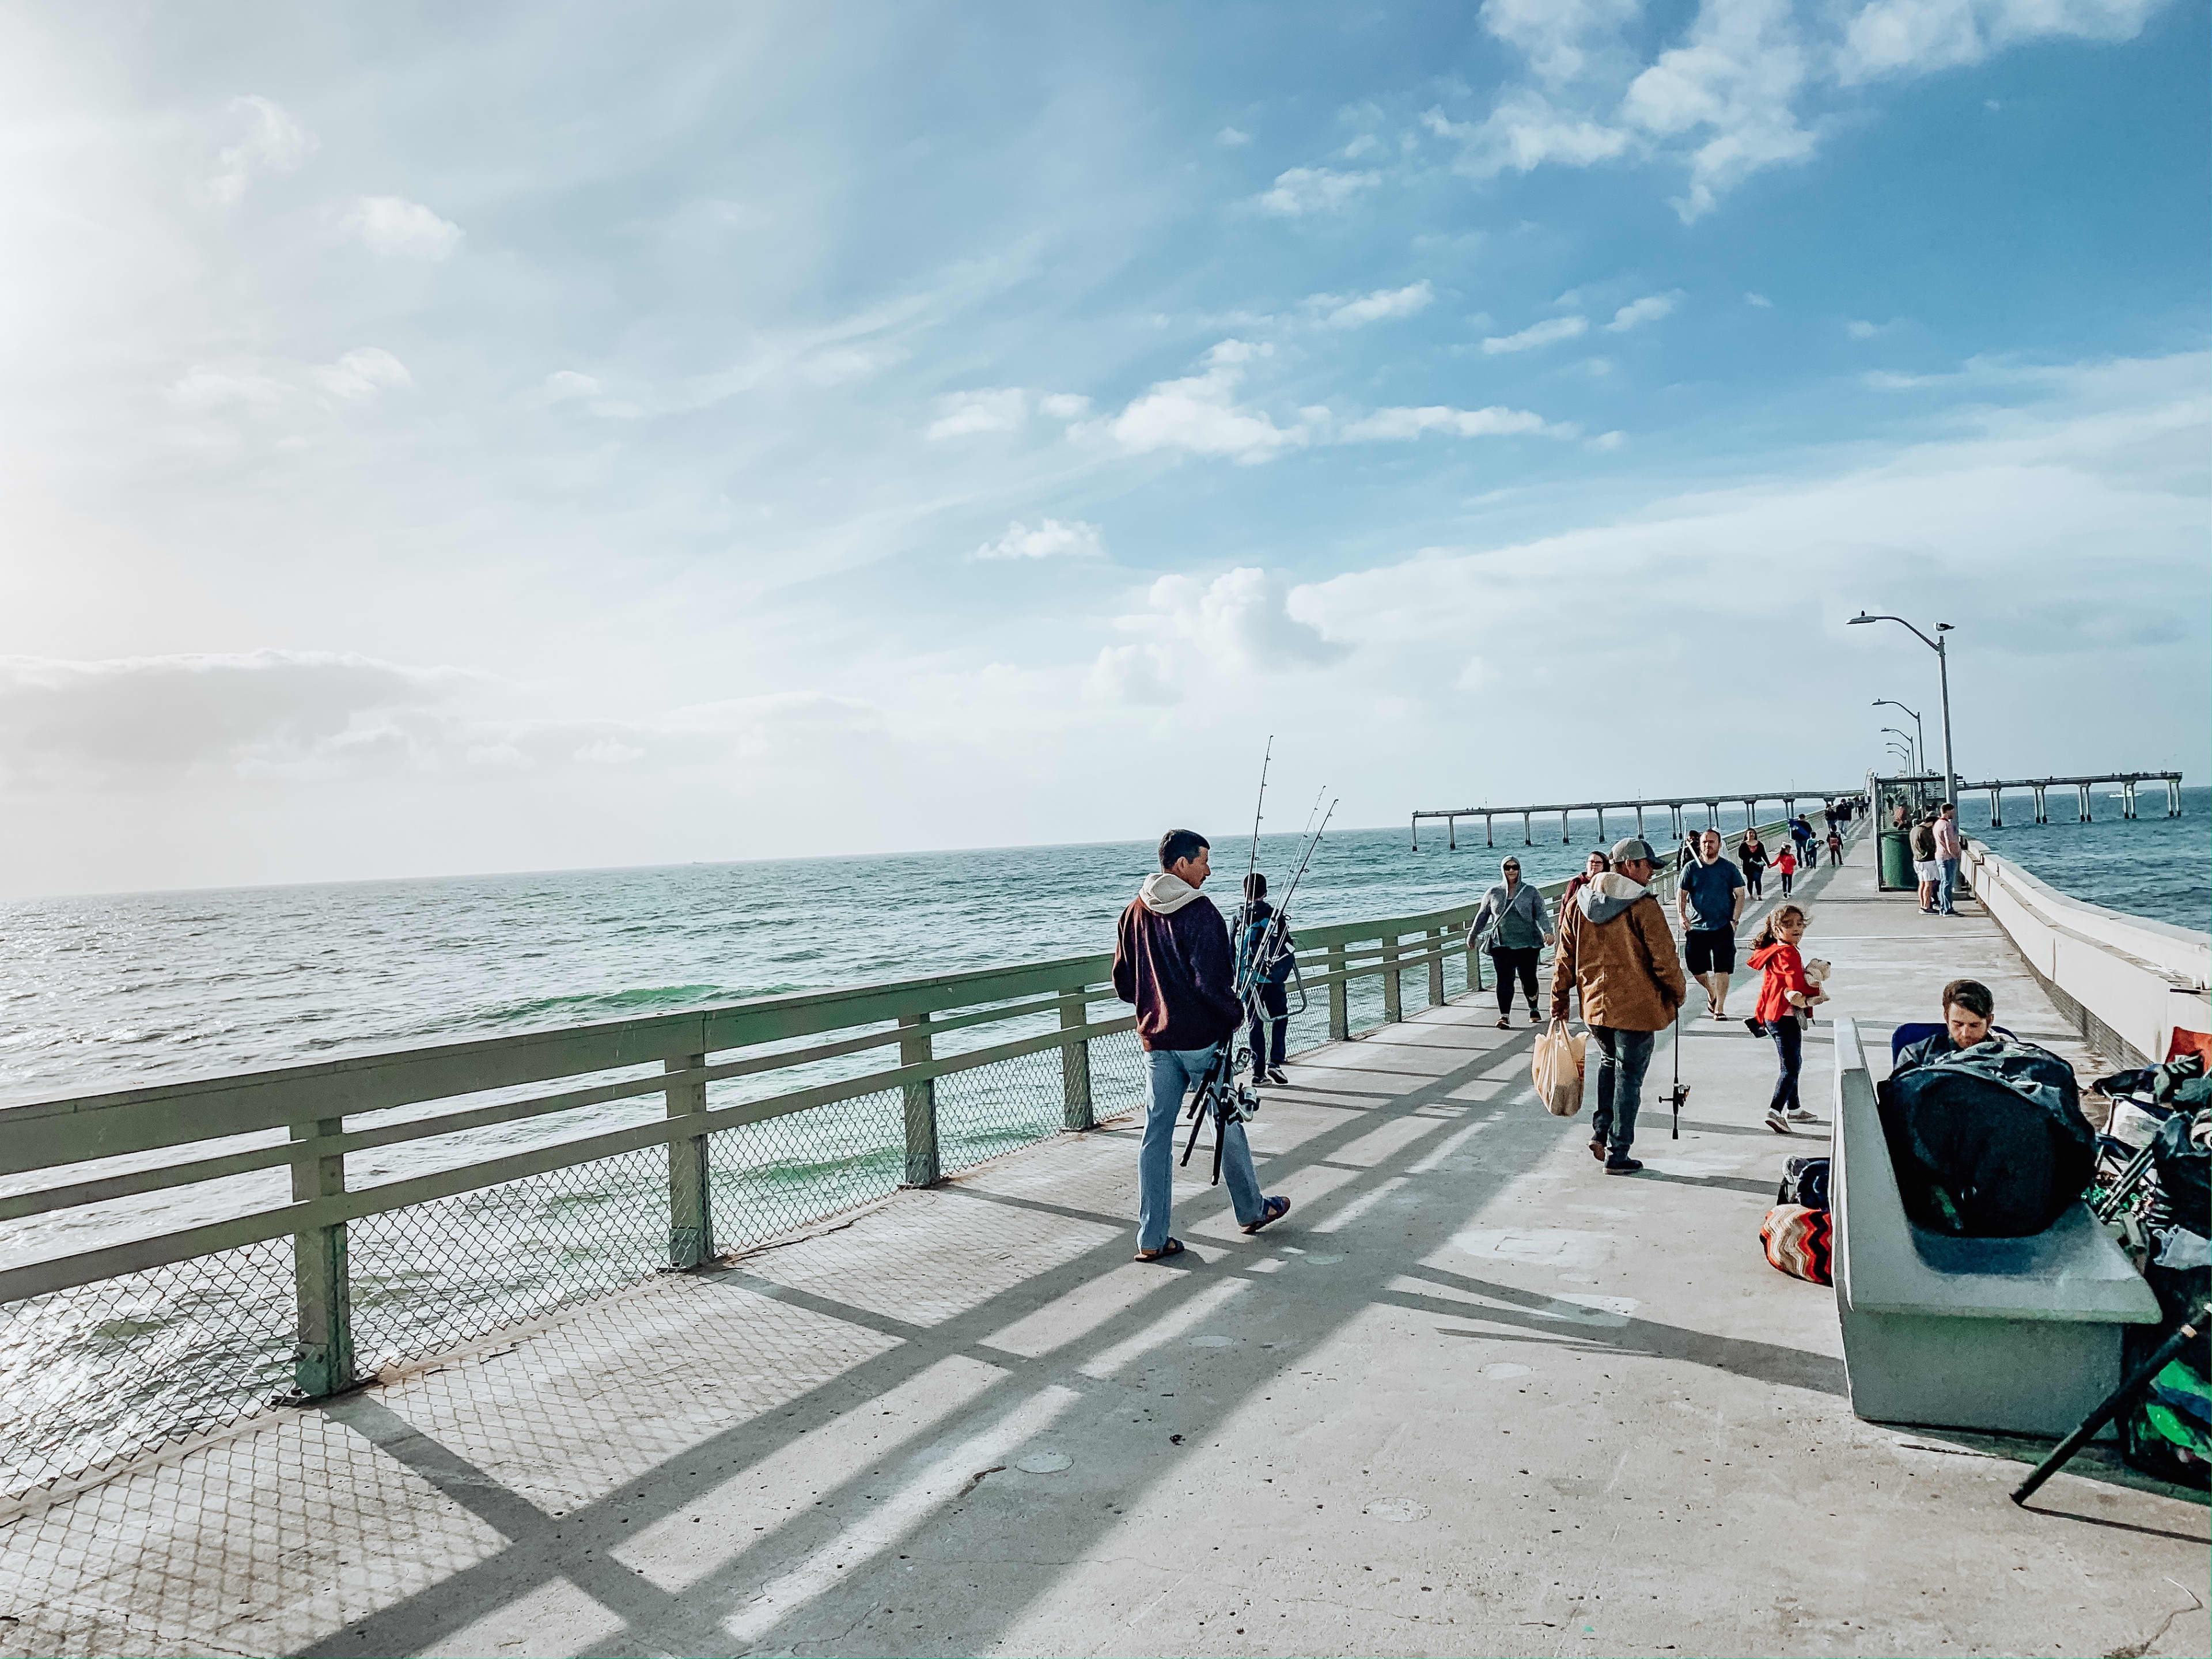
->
[1851, 613, 1957, 808]
[1881, 727, 1919, 777]
[1873, 700, 1925, 779]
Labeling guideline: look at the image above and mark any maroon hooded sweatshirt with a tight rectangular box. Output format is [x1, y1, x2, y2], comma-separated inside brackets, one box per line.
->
[1112, 872, 1242, 1052]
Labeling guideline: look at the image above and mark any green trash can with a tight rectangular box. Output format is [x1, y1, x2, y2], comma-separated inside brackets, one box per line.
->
[1878, 827, 1914, 892]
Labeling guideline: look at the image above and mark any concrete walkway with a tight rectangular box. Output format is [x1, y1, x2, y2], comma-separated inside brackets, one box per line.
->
[0, 835, 2204, 1658]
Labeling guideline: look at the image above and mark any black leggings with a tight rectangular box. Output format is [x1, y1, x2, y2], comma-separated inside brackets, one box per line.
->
[1491, 946, 1540, 1015]
[1779, 870, 1794, 895]
[1745, 866, 1764, 896]
[1770, 1015, 1803, 1113]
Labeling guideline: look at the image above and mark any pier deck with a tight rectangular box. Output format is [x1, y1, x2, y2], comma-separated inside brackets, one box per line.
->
[1, 840, 2205, 1658]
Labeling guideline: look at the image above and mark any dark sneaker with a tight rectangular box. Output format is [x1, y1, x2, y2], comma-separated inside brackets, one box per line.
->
[1267, 1068, 1290, 1086]
[1603, 1156, 1643, 1175]
[1588, 1136, 1606, 1161]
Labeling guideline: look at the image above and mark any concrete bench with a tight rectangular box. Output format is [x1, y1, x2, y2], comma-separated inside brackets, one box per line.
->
[1830, 1017, 2161, 1435]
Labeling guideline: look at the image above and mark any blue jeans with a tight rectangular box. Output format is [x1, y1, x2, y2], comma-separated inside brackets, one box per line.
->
[1588, 1026, 1656, 1158]
[1139, 1044, 1265, 1251]
[1937, 857, 1960, 914]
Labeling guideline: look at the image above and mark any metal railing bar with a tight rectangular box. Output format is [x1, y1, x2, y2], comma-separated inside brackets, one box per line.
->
[0, 1010, 1141, 1305]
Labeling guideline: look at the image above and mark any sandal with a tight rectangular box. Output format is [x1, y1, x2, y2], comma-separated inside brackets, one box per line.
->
[1135, 1237, 1185, 1262]
[1242, 1195, 1291, 1235]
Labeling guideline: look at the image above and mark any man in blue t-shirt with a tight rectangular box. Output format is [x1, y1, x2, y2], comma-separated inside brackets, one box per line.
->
[1675, 828, 1747, 1021]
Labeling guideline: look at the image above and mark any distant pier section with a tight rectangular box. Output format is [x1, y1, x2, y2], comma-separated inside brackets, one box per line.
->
[1413, 769, 2185, 849]
[1411, 788, 1857, 849]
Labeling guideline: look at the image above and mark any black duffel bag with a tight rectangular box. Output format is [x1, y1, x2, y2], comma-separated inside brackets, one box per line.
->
[1876, 1040, 2095, 1237]
[1777, 1154, 1830, 1211]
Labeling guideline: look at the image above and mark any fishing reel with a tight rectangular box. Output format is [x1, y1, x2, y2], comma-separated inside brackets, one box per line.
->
[1664, 1079, 1690, 1140]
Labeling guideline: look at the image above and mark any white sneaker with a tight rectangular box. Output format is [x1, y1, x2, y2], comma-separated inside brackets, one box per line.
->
[1787, 1106, 1818, 1122]
[1764, 1108, 1793, 1134]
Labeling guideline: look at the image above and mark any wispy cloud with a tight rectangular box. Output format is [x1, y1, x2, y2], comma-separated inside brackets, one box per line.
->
[1338, 404, 1572, 442]
[1605, 291, 1680, 331]
[336, 195, 464, 260]
[972, 518, 1104, 560]
[1217, 126, 1252, 146]
[206, 96, 317, 205]
[1253, 166, 1381, 215]
[927, 388, 1028, 439]
[1319, 280, 1434, 328]
[1482, 315, 1588, 354]
[314, 347, 413, 402]
[1091, 340, 1312, 463]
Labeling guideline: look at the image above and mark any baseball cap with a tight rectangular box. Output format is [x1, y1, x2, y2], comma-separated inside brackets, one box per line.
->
[1611, 836, 1656, 863]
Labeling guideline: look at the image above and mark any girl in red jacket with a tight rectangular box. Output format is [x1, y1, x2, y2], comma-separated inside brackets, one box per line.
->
[1774, 846, 1797, 896]
[1748, 903, 1821, 1132]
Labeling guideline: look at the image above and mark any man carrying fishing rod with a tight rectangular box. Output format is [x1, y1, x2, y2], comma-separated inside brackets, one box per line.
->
[1112, 828, 1293, 1263]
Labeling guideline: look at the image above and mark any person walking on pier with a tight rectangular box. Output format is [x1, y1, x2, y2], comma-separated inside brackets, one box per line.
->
[1235, 872, 1294, 1086]
[1738, 830, 1768, 898]
[1551, 838, 1685, 1175]
[1470, 855, 1552, 1029]
[1825, 824, 1844, 868]
[1933, 802, 1962, 916]
[1563, 849, 1610, 907]
[1774, 844, 1797, 896]
[1748, 903, 1823, 1132]
[1677, 829, 1747, 1022]
[1113, 830, 1290, 1262]
[1911, 812, 1941, 912]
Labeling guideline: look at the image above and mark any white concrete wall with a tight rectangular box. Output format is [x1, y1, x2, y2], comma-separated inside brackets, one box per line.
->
[1963, 840, 2211, 1062]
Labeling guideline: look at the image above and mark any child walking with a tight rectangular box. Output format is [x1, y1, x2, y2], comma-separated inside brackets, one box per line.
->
[1748, 904, 1822, 1132]
[1774, 846, 1797, 896]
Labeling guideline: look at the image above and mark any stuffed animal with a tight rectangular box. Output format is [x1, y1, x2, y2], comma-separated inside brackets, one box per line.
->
[1800, 957, 1831, 1010]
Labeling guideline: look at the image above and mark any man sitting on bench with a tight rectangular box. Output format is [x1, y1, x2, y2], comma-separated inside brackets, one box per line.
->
[1895, 979, 1996, 1075]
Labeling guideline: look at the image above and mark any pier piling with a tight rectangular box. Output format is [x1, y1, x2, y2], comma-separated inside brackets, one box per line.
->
[900, 1013, 940, 1187]
[665, 1053, 712, 1269]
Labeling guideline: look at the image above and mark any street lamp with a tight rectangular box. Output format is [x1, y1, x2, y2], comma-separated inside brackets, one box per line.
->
[1881, 726, 1920, 775]
[1850, 613, 1957, 808]
[1872, 699, 1925, 781]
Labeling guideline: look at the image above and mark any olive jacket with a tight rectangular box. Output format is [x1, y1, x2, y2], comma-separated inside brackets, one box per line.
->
[1548, 873, 1687, 1033]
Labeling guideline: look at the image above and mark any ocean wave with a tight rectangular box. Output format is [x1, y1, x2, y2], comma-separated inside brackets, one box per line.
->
[474, 983, 806, 1026]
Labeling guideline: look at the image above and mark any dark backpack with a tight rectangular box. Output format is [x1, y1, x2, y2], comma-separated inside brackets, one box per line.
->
[1875, 1040, 2095, 1237]
[1777, 1154, 1830, 1211]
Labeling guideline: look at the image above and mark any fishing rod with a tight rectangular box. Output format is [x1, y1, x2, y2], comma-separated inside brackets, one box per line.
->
[1245, 737, 1272, 890]
[1183, 794, 1338, 1184]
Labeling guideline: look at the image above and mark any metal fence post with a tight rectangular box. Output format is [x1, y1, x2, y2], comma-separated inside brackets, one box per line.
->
[901, 1013, 940, 1185]
[1327, 942, 1348, 1040]
[666, 1053, 711, 1268]
[290, 1118, 354, 1399]
[1059, 986, 1094, 1131]
[1381, 934, 1402, 1023]
[1426, 926, 1445, 1007]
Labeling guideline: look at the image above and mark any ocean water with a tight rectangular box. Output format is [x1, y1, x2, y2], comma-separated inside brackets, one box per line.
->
[0, 798, 2202, 1109]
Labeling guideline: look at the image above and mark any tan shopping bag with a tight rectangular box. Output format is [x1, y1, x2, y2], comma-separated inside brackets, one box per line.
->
[1532, 1019, 1586, 1116]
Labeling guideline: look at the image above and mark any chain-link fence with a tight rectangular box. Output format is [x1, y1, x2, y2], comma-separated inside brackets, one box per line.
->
[0, 1237, 297, 1498]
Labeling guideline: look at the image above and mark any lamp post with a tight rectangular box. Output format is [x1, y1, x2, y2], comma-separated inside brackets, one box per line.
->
[1882, 726, 1920, 776]
[1872, 699, 1925, 782]
[1851, 614, 1956, 808]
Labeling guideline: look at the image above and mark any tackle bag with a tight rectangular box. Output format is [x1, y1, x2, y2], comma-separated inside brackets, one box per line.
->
[2150, 1107, 2212, 1226]
[1532, 1020, 1585, 1118]
[1760, 1205, 1832, 1285]
[1874, 1039, 2095, 1237]
[1777, 1154, 1830, 1211]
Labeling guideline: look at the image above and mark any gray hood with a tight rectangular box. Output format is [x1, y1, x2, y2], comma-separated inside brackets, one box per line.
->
[1576, 870, 1649, 924]
[1138, 872, 1204, 915]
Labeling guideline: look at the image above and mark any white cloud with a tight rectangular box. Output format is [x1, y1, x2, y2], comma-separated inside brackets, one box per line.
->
[1838, 0, 2163, 85]
[1339, 134, 1383, 159]
[1483, 315, 1589, 354]
[1587, 429, 1626, 450]
[1217, 126, 1252, 146]
[206, 96, 317, 205]
[927, 387, 1027, 439]
[1253, 166, 1381, 215]
[1605, 292, 1680, 331]
[167, 365, 286, 412]
[314, 347, 413, 401]
[1320, 280, 1434, 328]
[543, 370, 603, 401]
[1086, 643, 1178, 706]
[1130, 567, 1345, 670]
[1339, 404, 1571, 442]
[1745, 290, 1775, 307]
[337, 195, 464, 260]
[1426, 93, 1632, 178]
[1093, 340, 1311, 464]
[1622, 0, 1816, 222]
[1037, 392, 1093, 421]
[973, 518, 1105, 561]
[1849, 318, 1883, 338]
[1480, 0, 1641, 85]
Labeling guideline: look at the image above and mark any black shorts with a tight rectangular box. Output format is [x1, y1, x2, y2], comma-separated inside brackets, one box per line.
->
[1685, 927, 1736, 976]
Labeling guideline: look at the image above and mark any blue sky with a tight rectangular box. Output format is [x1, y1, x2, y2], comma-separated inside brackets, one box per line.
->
[0, 0, 2205, 894]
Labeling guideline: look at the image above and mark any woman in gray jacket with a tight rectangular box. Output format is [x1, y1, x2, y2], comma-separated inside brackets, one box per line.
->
[1468, 856, 1553, 1029]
